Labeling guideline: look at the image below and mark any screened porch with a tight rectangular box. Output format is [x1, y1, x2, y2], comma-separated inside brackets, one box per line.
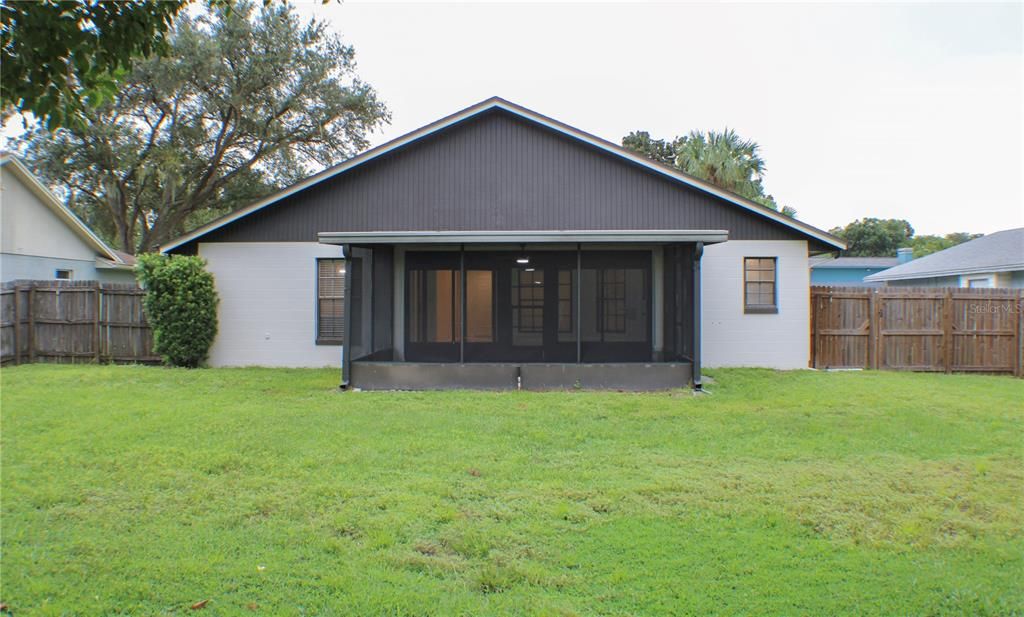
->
[318, 231, 716, 390]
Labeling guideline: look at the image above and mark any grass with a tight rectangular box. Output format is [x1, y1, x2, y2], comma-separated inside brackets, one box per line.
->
[1, 365, 1022, 616]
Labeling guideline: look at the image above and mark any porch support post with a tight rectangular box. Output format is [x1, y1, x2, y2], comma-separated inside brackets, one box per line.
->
[341, 243, 353, 390]
[459, 243, 466, 364]
[576, 243, 582, 363]
[692, 242, 703, 390]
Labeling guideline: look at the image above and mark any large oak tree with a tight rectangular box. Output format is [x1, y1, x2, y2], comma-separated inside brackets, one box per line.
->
[2, 0, 189, 129]
[15, 1, 388, 253]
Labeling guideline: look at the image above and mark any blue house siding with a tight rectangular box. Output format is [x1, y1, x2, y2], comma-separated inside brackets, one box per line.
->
[810, 266, 892, 286]
[811, 256, 903, 287]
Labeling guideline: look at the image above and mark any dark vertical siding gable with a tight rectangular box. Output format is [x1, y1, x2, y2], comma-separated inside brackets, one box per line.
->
[190, 109, 812, 247]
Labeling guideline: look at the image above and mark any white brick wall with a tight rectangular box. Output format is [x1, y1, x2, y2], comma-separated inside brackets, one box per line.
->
[199, 242, 344, 367]
[701, 240, 810, 369]
[200, 239, 812, 370]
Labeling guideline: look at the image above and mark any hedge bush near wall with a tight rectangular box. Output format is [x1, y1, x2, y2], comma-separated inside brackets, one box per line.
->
[136, 254, 219, 368]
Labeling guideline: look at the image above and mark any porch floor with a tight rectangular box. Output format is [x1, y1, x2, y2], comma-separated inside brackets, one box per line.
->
[349, 361, 693, 391]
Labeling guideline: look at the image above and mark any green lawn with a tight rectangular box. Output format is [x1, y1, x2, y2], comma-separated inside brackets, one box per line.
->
[1, 366, 1021, 616]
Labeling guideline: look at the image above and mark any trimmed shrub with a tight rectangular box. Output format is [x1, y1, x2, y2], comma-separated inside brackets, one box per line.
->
[136, 254, 219, 368]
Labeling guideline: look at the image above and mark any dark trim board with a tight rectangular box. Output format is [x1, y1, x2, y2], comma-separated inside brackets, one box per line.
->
[350, 362, 694, 391]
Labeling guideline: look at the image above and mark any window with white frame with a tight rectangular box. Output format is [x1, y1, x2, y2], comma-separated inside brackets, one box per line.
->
[743, 257, 778, 313]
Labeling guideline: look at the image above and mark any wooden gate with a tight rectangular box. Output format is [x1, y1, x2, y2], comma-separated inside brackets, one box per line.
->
[810, 286, 1023, 376]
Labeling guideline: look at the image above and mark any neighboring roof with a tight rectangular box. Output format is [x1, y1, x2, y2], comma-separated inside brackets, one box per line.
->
[0, 155, 132, 268]
[111, 249, 138, 266]
[865, 228, 1024, 282]
[97, 250, 138, 270]
[811, 256, 900, 269]
[162, 97, 846, 253]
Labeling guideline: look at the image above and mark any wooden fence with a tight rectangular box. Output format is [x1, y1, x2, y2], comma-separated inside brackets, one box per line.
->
[810, 286, 1024, 376]
[1, 280, 158, 366]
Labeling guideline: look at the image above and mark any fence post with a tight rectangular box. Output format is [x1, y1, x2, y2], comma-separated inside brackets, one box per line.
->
[942, 288, 953, 374]
[94, 283, 102, 363]
[868, 290, 877, 370]
[12, 286, 20, 366]
[1011, 292, 1019, 378]
[809, 290, 817, 368]
[26, 284, 36, 363]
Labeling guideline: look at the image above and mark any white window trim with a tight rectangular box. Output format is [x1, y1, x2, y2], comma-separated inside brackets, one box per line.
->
[962, 274, 995, 288]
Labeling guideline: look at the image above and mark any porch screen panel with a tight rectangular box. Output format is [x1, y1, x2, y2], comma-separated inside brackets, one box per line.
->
[512, 267, 544, 346]
[370, 246, 394, 359]
[406, 252, 464, 362]
[580, 270, 647, 343]
[580, 251, 652, 362]
[408, 269, 462, 343]
[466, 270, 494, 343]
[662, 245, 694, 362]
[346, 248, 374, 362]
[557, 269, 576, 343]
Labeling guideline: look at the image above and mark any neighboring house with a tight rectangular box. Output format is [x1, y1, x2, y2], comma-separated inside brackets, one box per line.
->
[809, 248, 911, 286]
[864, 228, 1024, 288]
[162, 97, 846, 389]
[1, 155, 136, 283]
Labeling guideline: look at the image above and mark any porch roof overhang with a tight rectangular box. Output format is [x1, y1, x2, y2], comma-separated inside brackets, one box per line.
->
[318, 229, 728, 246]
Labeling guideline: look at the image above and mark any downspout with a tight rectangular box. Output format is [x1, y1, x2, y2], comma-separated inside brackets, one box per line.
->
[693, 241, 703, 391]
[340, 243, 353, 390]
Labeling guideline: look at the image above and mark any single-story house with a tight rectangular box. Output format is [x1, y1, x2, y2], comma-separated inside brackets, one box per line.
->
[864, 228, 1023, 288]
[1, 155, 136, 283]
[809, 248, 912, 287]
[162, 97, 846, 390]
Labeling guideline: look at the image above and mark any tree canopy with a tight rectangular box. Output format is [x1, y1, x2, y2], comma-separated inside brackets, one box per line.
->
[621, 131, 681, 168]
[829, 218, 979, 257]
[622, 128, 796, 217]
[15, 1, 389, 253]
[1, 0, 188, 129]
[906, 232, 982, 258]
[829, 218, 914, 257]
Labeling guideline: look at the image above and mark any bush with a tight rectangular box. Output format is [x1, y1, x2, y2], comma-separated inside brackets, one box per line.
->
[136, 254, 219, 368]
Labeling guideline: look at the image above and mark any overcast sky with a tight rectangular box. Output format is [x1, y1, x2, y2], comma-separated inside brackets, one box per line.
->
[292, 1, 1023, 236]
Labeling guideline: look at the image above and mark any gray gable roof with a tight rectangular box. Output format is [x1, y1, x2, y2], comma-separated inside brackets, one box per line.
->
[865, 228, 1024, 282]
[163, 97, 845, 254]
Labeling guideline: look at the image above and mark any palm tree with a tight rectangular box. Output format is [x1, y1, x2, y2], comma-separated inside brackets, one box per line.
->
[675, 128, 767, 203]
[622, 127, 797, 217]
